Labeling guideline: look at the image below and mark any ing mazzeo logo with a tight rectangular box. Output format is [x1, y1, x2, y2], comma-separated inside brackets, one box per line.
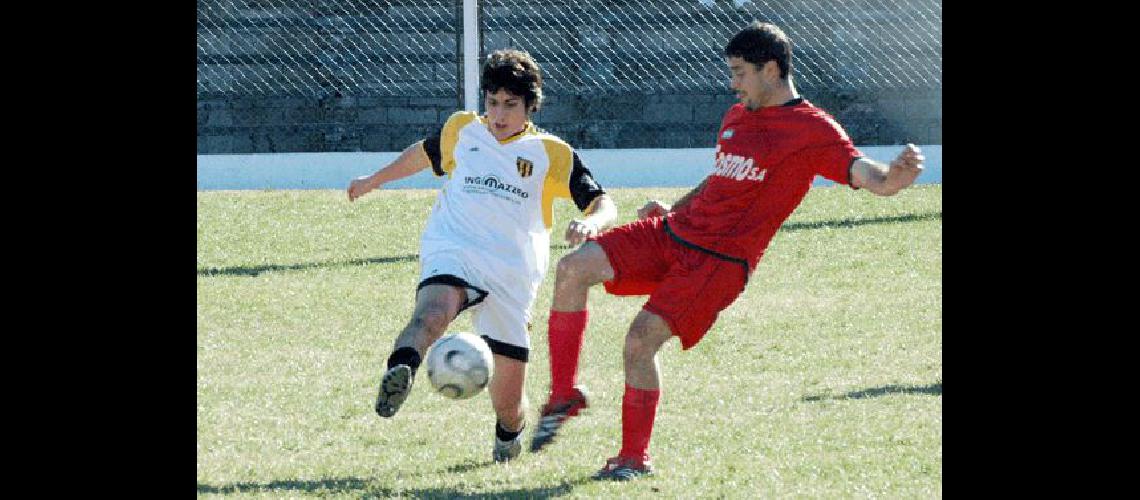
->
[517, 157, 534, 178]
[463, 174, 531, 203]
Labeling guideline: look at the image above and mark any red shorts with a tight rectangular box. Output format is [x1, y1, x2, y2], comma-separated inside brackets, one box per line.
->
[591, 217, 749, 350]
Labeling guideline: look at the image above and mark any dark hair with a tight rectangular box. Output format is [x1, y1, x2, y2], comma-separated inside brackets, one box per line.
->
[724, 21, 793, 80]
[481, 49, 544, 112]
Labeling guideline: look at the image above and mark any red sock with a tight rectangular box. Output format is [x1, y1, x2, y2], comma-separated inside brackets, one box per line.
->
[619, 384, 661, 461]
[548, 310, 588, 401]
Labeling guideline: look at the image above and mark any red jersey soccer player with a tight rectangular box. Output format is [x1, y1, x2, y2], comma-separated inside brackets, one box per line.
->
[528, 22, 924, 480]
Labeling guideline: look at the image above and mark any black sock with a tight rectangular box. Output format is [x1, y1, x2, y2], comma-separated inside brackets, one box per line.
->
[387, 347, 422, 373]
[496, 420, 524, 441]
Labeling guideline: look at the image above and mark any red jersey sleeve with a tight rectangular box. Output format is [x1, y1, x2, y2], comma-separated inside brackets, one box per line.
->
[802, 114, 863, 187]
[801, 141, 863, 187]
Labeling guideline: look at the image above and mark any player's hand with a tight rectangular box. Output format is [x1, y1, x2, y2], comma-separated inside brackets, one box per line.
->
[565, 219, 600, 247]
[347, 175, 377, 202]
[637, 200, 672, 220]
[887, 144, 924, 190]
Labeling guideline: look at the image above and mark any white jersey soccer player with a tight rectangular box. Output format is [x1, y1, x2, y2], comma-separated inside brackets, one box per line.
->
[352, 47, 618, 464]
[418, 110, 607, 363]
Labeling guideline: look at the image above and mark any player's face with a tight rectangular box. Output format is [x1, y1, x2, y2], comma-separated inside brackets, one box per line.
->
[484, 89, 530, 141]
[728, 57, 771, 110]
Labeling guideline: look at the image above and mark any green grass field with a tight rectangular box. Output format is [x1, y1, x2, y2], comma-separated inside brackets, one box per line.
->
[197, 185, 942, 498]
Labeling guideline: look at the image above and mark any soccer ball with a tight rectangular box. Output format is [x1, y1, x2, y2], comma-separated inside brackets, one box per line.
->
[425, 332, 494, 400]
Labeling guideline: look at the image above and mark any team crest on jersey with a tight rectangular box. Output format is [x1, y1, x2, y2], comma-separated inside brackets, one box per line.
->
[721, 129, 735, 139]
[516, 157, 534, 178]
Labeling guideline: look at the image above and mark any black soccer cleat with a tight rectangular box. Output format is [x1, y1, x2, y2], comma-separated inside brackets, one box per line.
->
[375, 364, 414, 418]
[593, 455, 655, 481]
[529, 385, 589, 452]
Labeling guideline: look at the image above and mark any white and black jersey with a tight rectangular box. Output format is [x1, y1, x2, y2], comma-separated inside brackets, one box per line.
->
[415, 111, 605, 359]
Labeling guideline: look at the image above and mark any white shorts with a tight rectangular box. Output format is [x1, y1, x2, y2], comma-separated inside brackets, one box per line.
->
[418, 251, 532, 362]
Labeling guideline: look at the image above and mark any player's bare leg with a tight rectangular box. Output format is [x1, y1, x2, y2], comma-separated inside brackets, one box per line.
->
[376, 284, 465, 418]
[489, 355, 528, 462]
[622, 310, 671, 390]
[551, 241, 614, 312]
[595, 309, 671, 480]
[531, 242, 614, 452]
[394, 284, 466, 353]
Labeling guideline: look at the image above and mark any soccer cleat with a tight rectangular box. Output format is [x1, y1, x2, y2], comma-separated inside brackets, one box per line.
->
[592, 455, 655, 481]
[375, 364, 414, 418]
[492, 433, 523, 463]
[529, 385, 589, 452]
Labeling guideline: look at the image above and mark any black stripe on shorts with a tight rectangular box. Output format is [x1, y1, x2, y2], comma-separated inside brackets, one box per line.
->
[481, 335, 529, 363]
[417, 274, 488, 315]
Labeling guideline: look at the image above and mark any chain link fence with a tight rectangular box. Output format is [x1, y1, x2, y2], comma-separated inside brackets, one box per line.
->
[483, 0, 940, 95]
[198, 0, 941, 98]
[197, 0, 460, 97]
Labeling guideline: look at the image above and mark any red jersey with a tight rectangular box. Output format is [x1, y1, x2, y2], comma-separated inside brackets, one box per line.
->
[667, 99, 863, 270]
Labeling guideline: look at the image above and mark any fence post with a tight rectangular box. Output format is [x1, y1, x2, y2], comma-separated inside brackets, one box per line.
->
[463, 0, 480, 112]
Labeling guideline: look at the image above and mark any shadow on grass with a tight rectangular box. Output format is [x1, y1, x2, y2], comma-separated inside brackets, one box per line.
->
[442, 459, 494, 474]
[377, 476, 593, 499]
[196, 255, 418, 277]
[802, 382, 942, 401]
[197, 475, 593, 499]
[198, 212, 940, 277]
[197, 477, 369, 495]
[781, 211, 942, 232]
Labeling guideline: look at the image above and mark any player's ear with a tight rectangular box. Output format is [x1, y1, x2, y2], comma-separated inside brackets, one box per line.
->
[757, 60, 775, 78]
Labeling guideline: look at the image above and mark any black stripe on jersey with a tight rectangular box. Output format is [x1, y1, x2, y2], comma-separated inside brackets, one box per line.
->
[481, 335, 530, 363]
[570, 152, 606, 211]
[423, 132, 444, 176]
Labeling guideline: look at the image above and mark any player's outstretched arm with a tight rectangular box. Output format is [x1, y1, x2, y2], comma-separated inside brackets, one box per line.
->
[347, 141, 432, 202]
[565, 194, 618, 246]
[850, 144, 925, 196]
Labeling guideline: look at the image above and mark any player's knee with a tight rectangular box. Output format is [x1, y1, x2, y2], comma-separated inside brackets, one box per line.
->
[555, 254, 584, 285]
[556, 245, 605, 286]
[411, 307, 452, 336]
[623, 325, 654, 364]
[623, 334, 653, 366]
[625, 314, 669, 363]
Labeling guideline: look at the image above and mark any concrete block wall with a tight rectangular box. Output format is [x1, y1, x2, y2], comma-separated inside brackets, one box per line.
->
[197, 96, 460, 154]
[197, 88, 940, 153]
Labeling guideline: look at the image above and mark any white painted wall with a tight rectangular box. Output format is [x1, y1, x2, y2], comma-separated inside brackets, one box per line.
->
[196, 145, 941, 191]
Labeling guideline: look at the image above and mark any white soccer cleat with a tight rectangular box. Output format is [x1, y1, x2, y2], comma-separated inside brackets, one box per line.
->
[492, 433, 523, 463]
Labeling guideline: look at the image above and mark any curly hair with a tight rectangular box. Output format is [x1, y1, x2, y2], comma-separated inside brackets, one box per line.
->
[481, 49, 544, 112]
